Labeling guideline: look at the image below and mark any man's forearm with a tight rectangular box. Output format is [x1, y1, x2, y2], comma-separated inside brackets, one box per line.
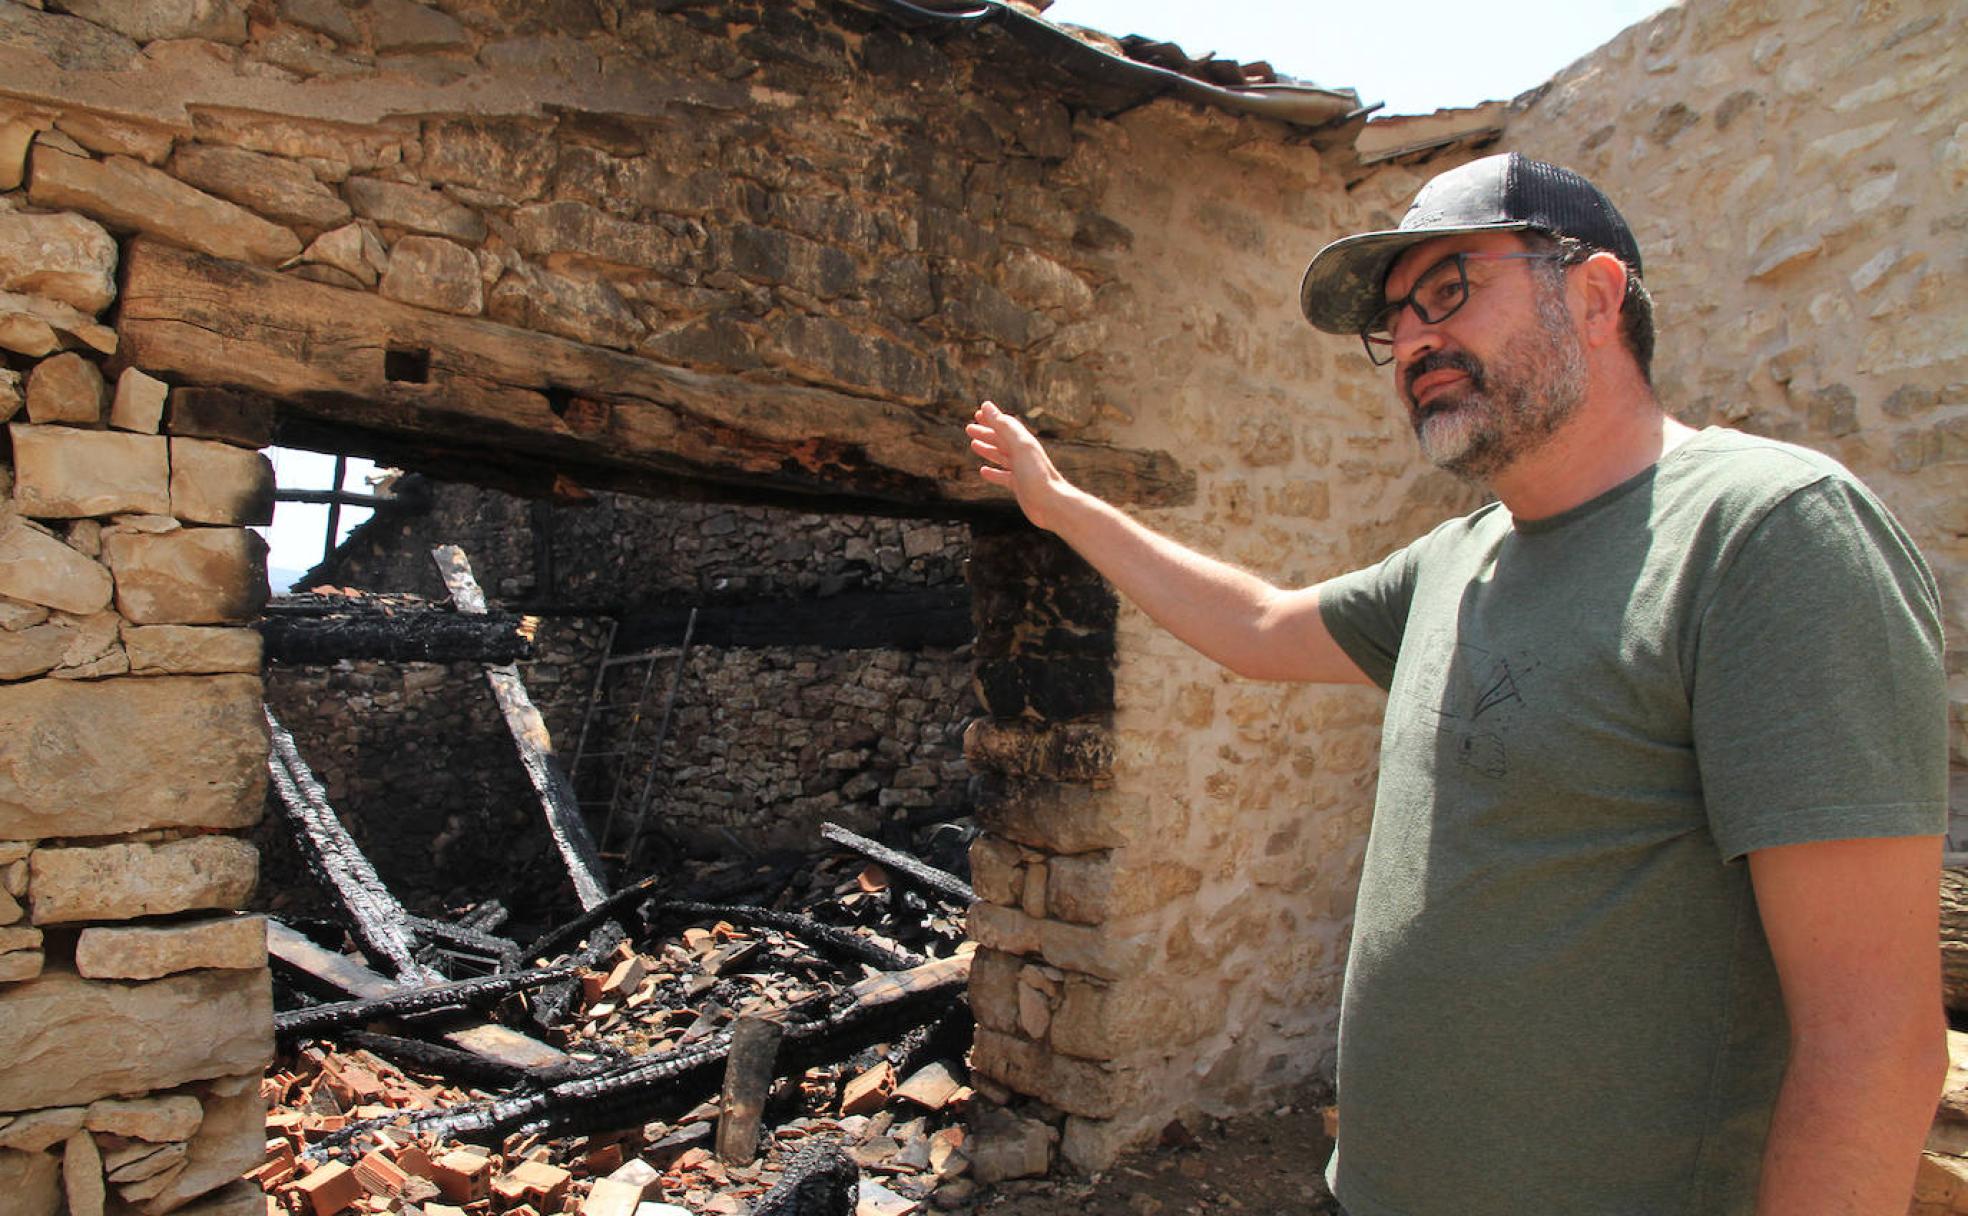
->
[1040, 482, 1360, 683]
[1755, 1032, 1945, 1215]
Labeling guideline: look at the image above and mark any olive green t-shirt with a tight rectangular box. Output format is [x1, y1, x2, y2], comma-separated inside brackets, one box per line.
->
[1318, 428, 1947, 1216]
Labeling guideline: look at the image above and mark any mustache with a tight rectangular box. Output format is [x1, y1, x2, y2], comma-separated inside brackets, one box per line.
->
[1404, 350, 1486, 403]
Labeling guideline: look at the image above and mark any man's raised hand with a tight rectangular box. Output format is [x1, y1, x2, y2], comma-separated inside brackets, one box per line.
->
[967, 399, 1069, 531]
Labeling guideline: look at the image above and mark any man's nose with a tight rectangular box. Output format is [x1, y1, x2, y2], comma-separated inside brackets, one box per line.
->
[1389, 304, 1444, 363]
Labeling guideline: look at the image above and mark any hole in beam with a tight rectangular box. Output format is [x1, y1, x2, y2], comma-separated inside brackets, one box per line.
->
[384, 347, 432, 384]
[545, 386, 576, 419]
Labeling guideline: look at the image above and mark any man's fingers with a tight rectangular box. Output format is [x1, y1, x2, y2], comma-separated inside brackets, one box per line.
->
[977, 465, 1013, 486]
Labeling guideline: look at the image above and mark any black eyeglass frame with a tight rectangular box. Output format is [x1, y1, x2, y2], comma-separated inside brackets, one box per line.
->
[1360, 250, 1573, 366]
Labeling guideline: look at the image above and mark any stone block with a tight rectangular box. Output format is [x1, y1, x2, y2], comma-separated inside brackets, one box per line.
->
[968, 900, 1042, 958]
[967, 947, 1022, 1035]
[296, 222, 387, 287]
[0, 598, 50, 631]
[25, 352, 105, 424]
[964, 719, 1113, 781]
[0, 6, 140, 73]
[167, 439, 273, 527]
[422, 117, 557, 200]
[0, 1147, 61, 1216]
[110, 368, 169, 434]
[51, 112, 174, 166]
[0, 948, 43, 982]
[0, 211, 118, 314]
[132, 1075, 263, 1215]
[368, 0, 470, 52]
[101, 527, 267, 624]
[486, 260, 644, 350]
[27, 150, 300, 267]
[0, 367, 19, 421]
[165, 388, 275, 448]
[0, 519, 113, 615]
[1048, 974, 1214, 1061]
[11, 425, 169, 517]
[123, 625, 261, 675]
[968, 834, 1024, 908]
[970, 1029, 1123, 1119]
[0, 673, 266, 839]
[62, 1130, 103, 1216]
[76, 915, 266, 981]
[0, 1107, 85, 1152]
[0, 120, 33, 192]
[0, 968, 273, 1111]
[85, 1096, 203, 1143]
[0, 289, 116, 357]
[162, 1180, 263, 1216]
[976, 780, 1146, 854]
[343, 177, 486, 243]
[169, 144, 351, 231]
[965, 1103, 1055, 1184]
[0, 620, 78, 680]
[1047, 853, 1201, 924]
[29, 836, 258, 924]
[278, 0, 358, 43]
[512, 200, 679, 270]
[52, 0, 248, 44]
[378, 235, 483, 316]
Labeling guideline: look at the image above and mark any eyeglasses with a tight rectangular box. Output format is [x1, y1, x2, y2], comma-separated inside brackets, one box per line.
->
[1361, 251, 1569, 366]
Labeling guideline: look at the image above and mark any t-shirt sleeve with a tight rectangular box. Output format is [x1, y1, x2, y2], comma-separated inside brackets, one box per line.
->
[1691, 475, 1948, 861]
[1318, 540, 1423, 691]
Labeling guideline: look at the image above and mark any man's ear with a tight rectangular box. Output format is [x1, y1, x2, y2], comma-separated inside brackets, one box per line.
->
[1577, 251, 1628, 349]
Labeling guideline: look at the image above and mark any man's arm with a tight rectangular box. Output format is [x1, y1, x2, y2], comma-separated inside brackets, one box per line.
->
[967, 400, 1371, 685]
[1748, 834, 1948, 1216]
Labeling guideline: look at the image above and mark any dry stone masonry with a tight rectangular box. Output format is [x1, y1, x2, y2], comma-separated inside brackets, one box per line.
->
[0, 86, 273, 1213]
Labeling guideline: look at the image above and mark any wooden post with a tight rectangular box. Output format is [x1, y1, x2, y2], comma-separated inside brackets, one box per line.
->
[432, 545, 610, 911]
[715, 1016, 785, 1165]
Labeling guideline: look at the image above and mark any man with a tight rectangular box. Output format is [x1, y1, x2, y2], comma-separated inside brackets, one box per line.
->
[967, 153, 1948, 1215]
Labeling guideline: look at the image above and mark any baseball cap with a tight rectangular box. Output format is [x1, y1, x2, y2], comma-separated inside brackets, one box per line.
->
[1298, 152, 1643, 335]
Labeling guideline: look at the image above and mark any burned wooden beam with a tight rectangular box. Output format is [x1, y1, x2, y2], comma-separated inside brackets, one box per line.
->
[267, 920, 570, 1073]
[748, 1141, 859, 1216]
[274, 960, 584, 1042]
[325, 953, 971, 1151]
[820, 823, 974, 908]
[404, 916, 522, 974]
[433, 544, 610, 912]
[716, 1016, 784, 1166]
[260, 600, 534, 664]
[340, 1031, 552, 1092]
[117, 239, 1193, 514]
[265, 709, 435, 985]
[653, 901, 924, 973]
[616, 588, 973, 652]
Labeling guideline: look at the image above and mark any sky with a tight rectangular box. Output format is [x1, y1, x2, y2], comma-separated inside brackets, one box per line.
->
[1041, 0, 1671, 117]
[259, 0, 1670, 588]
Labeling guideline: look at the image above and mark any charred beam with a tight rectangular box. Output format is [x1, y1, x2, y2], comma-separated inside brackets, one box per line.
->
[118, 239, 1192, 514]
[404, 916, 523, 974]
[748, 1141, 859, 1216]
[616, 587, 973, 652]
[434, 544, 610, 912]
[260, 605, 533, 664]
[820, 823, 974, 908]
[267, 919, 570, 1073]
[274, 961, 583, 1042]
[265, 710, 434, 985]
[323, 954, 971, 1151]
[519, 875, 665, 966]
[653, 901, 925, 973]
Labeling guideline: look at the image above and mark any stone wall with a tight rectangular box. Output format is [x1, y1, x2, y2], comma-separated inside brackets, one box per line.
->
[0, 164, 272, 1214]
[1495, 0, 1968, 838]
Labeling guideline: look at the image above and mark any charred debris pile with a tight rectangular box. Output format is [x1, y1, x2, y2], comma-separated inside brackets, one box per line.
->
[258, 550, 984, 1216]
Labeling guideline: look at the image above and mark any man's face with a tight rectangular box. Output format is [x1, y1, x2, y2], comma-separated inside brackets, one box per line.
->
[1379, 233, 1587, 482]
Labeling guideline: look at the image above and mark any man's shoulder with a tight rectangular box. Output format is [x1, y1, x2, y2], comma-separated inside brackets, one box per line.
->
[1657, 426, 1876, 530]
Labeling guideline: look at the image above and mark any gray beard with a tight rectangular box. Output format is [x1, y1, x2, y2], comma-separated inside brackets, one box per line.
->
[1413, 287, 1587, 483]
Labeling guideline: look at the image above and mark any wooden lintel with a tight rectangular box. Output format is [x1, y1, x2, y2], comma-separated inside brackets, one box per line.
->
[117, 239, 1193, 512]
